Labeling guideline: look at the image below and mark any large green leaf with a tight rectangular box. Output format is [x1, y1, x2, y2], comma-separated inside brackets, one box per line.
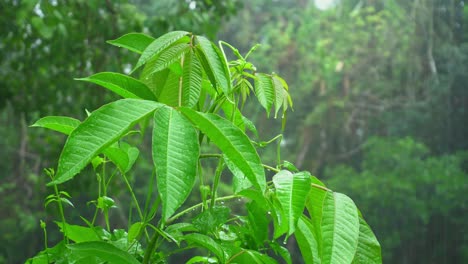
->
[321, 192, 360, 264]
[181, 50, 203, 107]
[272, 171, 311, 236]
[224, 155, 253, 193]
[352, 216, 382, 264]
[183, 233, 227, 262]
[254, 73, 275, 116]
[180, 108, 266, 192]
[31, 116, 80, 135]
[227, 248, 277, 264]
[157, 68, 182, 106]
[133, 31, 189, 72]
[50, 99, 162, 185]
[67, 241, 140, 264]
[153, 106, 199, 220]
[76, 72, 156, 101]
[196, 36, 231, 95]
[246, 200, 269, 248]
[295, 216, 320, 264]
[107, 32, 155, 54]
[305, 182, 327, 256]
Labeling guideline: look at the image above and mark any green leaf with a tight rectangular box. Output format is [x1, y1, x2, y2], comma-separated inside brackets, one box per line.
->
[107, 32, 155, 54]
[153, 106, 199, 220]
[272, 171, 311, 236]
[157, 68, 182, 106]
[321, 192, 360, 264]
[246, 201, 269, 247]
[180, 108, 266, 192]
[102, 147, 129, 173]
[76, 72, 156, 101]
[305, 182, 327, 256]
[67, 241, 140, 264]
[352, 216, 382, 264]
[192, 206, 230, 234]
[50, 99, 162, 185]
[181, 50, 203, 107]
[133, 31, 189, 72]
[224, 155, 253, 193]
[55, 222, 100, 243]
[227, 248, 277, 264]
[183, 233, 226, 262]
[127, 222, 144, 243]
[196, 36, 231, 95]
[31, 116, 80, 135]
[295, 216, 320, 264]
[148, 43, 190, 75]
[254, 73, 275, 116]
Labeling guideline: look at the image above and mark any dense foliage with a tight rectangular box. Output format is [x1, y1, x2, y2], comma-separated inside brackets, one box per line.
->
[27, 32, 380, 263]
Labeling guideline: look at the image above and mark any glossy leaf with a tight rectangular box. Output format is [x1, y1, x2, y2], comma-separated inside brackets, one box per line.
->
[254, 73, 275, 115]
[153, 106, 199, 220]
[181, 50, 203, 107]
[272, 170, 311, 236]
[180, 108, 266, 191]
[224, 154, 252, 193]
[148, 43, 190, 75]
[31, 116, 80, 135]
[306, 182, 327, 256]
[133, 31, 189, 72]
[321, 192, 360, 264]
[55, 222, 100, 243]
[295, 216, 320, 264]
[247, 200, 269, 247]
[76, 72, 156, 101]
[183, 233, 226, 262]
[67, 241, 140, 264]
[50, 99, 162, 185]
[196, 36, 231, 95]
[352, 216, 382, 264]
[107, 33, 155, 54]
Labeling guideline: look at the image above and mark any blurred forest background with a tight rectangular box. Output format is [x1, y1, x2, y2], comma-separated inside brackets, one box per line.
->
[1, 0, 467, 263]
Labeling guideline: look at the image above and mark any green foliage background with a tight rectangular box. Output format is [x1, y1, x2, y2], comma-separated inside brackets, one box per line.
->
[1, 0, 467, 263]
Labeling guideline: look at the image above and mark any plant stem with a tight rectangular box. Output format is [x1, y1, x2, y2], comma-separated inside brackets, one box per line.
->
[165, 195, 240, 225]
[53, 184, 69, 244]
[199, 153, 222, 159]
[262, 164, 279, 173]
[311, 183, 330, 192]
[210, 158, 225, 209]
[142, 232, 159, 264]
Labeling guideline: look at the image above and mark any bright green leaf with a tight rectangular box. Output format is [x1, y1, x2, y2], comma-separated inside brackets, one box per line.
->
[31, 116, 80, 135]
[254, 73, 275, 116]
[102, 147, 129, 173]
[273, 170, 311, 236]
[50, 99, 162, 185]
[153, 106, 199, 220]
[107, 33, 155, 54]
[67, 241, 140, 264]
[148, 43, 190, 75]
[133, 31, 189, 73]
[180, 108, 266, 192]
[55, 222, 100, 243]
[76, 72, 156, 101]
[295, 216, 320, 264]
[352, 216, 382, 264]
[127, 222, 144, 243]
[181, 50, 203, 107]
[321, 192, 360, 264]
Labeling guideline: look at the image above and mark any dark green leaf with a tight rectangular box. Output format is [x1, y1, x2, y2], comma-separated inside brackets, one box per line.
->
[67, 241, 140, 264]
[183, 233, 227, 262]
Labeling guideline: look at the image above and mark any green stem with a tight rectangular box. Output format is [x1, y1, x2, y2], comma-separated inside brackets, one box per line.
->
[122, 173, 144, 220]
[312, 183, 330, 192]
[53, 184, 69, 243]
[199, 153, 222, 159]
[142, 232, 159, 264]
[210, 158, 225, 209]
[165, 195, 240, 225]
[262, 164, 279, 173]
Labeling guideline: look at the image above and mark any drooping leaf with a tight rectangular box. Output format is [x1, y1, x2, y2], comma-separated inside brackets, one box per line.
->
[183, 233, 227, 262]
[76, 72, 156, 101]
[153, 106, 199, 220]
[181, 50, 203, 107]
[133, 31, 189, 72]
[31, 116, 80, 135]
[55, 222, 100, 243]
[67, 241, 140, 264]
[352, 216, 382, 264]
[107, 32, 155, 54]
[272, 170, 311, 236]
[196, 36, 231, 95]
[321, 192, 360, 264]
[271, 193, 288, 239]
[306, 181, 328, 256]
[295, 216, 320, 264]
[180, 108, 266, 191]
[246, 200, 269, 248]
[269, 241, 292, 264]
[50, 99, 162, 185]
[254, 73, 275, 116]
